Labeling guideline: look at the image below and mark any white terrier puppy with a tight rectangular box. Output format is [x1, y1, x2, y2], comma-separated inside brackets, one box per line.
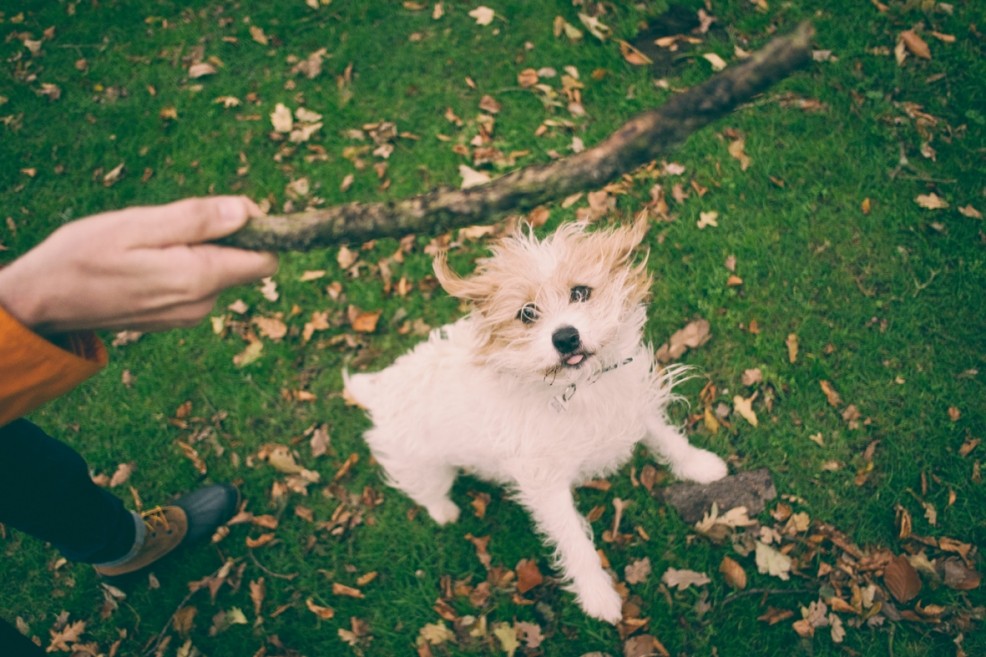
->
[344, 219, 728, 623]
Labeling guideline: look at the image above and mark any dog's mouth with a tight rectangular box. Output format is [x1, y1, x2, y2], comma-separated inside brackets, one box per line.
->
[559, 350, 593, 369]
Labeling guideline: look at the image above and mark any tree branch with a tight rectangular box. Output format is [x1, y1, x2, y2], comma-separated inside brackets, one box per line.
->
[219, 22, 814, 251]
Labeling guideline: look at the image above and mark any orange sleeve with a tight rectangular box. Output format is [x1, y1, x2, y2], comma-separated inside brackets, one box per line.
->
[0, 305, 107, 426]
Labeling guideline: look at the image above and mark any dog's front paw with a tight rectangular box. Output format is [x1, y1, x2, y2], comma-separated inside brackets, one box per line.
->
[575, 575, 623, 624]
[673, 449, 728, 484]
[425, 499, 461, 525]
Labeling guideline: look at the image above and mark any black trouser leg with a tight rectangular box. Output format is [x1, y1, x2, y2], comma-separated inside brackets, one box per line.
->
[0, 617, 44, 656]
[0, 419, 134, 563]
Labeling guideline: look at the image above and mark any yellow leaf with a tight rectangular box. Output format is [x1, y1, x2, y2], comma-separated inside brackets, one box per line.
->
[249, 25, 269, 46]
[733, 393, 759, 426]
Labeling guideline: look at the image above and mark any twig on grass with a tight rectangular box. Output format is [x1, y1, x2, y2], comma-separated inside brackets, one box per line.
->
[217, 22, 815, 251]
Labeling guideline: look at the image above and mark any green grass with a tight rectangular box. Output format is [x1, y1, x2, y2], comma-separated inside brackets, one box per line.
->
[2, 1, 984, 656]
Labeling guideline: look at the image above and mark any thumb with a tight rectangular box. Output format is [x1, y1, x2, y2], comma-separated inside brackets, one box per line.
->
[129, 196, 261, 247]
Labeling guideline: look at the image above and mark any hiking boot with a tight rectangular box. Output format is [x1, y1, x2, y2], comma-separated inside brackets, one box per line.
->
[93, 483, 240, 577]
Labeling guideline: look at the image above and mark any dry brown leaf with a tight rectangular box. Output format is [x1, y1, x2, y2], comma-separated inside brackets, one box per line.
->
[515, 558, 544, 594]
[468, 6, 494, 26]
[819, 380, 842, 407]
[785, 333, 799, 363]
[940, 557, 981, 591]
[253, 315, 287, 341]
[661, 567, 710, 590]
[250, 578, 265, 618]
[47, 619, 87, 653]
[246, 533, 276, 549]
[108, 462, 135, 488]
[742, 368, 763, 386]
[900, 30, 931, 59]
[655, 319, 711, 362]
[249, 25, 269, 46]
[727, 138, 751, 170]
[332, 583, 365, 599]
[625, 556, 652, 585]
[958, 205, 982, 219]
[348, 306, 382, 333]
[915, 193, 949, 209]
[306, 598, 335, 620]
[188, 62, 218, 78]
[884, 554, 922, 602]
[619, 40, 652, 66]
[719, 555, 747, 590]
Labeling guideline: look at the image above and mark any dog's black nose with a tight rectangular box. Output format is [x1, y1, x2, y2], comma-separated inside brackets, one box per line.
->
[552, 326, 581, 354]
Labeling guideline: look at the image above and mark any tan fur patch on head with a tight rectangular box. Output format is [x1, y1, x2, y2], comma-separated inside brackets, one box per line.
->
[434, 220, 651, 360]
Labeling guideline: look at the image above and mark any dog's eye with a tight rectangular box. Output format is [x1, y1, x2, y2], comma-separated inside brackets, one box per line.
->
[517, 303, 540, 324]
[570, 285, 592, 303]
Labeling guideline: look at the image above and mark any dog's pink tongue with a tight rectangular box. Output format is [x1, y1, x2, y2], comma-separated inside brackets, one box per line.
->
[566, 354, 584, 366]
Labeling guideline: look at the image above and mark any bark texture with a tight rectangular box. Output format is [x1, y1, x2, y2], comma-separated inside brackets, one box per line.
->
[219, 22, 814, 251]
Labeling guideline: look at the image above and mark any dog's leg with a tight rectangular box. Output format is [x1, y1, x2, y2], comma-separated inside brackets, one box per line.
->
[381, 460, 461, 525]
[643, 415, 728, 484]
[514, 484, 622, 623]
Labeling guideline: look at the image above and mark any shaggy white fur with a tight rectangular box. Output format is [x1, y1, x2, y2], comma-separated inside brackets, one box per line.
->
[344, 220, 728, 623]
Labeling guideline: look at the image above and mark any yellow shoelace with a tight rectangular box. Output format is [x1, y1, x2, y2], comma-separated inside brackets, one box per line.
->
[140, 506, 172, 533]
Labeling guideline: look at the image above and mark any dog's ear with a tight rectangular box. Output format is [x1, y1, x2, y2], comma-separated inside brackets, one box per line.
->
[606, 213, 650, 265]
[433, 252, 487, 300]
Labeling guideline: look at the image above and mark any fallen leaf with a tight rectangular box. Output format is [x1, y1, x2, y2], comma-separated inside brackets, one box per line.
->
[270, 103, 293, 133]
[310, 424, 331, 458]
[884, 554, 921, 602]
[579, 13, 612, 41]
[515, 559, 543, 594]
[417, 621, 454, 646]
[459, 164, 492, 189]
[468, 6, 494, 26]
[47, 618, 87, 653]
[785, 333, 799, 363]
[755, 541, 792, 580]
[493, 623, 519, 656]
[819, 380, 842, 407]
[188, 62, 218, 78]
[102, 162, 125, 187]
[253, 316, 287, 341]
[618, 40, 651, 66]
[742, 368, 763, 386]
[899, 30, 931, 59]
[941, 557, 981, 591]
[306, 598, 335, 620]
[332, 583, 365, 599]
[655, 319, 711, 362]
[348, 306, 382, 333]
[702, 53, 728, 71]
[727, 138, 751, 170]
[958, 205, 982, 219]
[697, 210, 719, 229]
[250, 578, 265, 618]
[915, 193, 948, 209]
[249, 25, 269, 46]
[719, 556, 747, 590]
[661, 567, 710, 590]
[625, 557, 652, 585]
[108, 462, 135, 487]
[733, 393, 759, 427]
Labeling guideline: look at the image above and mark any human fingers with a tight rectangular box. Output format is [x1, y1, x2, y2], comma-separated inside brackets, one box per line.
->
[125, 196, 262, 248]
[188, 244, 279, 298]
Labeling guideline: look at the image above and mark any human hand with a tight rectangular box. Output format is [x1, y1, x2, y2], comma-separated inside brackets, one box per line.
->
[0, 197, 278, 334]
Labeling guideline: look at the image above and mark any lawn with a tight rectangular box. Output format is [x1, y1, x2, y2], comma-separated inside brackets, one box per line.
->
[1, 1, 983, 656]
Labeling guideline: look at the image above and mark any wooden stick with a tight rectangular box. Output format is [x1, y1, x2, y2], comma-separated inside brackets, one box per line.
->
[219, 22, 814, 251]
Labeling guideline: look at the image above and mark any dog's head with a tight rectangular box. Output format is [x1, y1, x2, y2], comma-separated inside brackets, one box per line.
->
[434, 218, 651, 382]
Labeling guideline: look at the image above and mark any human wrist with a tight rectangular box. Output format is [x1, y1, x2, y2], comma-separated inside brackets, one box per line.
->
[0, 267, 49, 332]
